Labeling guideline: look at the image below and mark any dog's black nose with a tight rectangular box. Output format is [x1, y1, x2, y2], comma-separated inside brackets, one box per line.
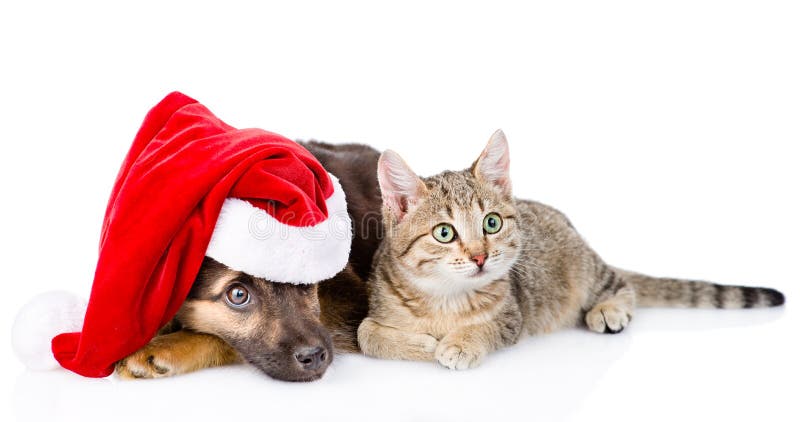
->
[294, 346, 327, 371]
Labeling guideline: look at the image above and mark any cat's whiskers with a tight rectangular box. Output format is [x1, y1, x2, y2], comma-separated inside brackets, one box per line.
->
[358, 131, 784, 370]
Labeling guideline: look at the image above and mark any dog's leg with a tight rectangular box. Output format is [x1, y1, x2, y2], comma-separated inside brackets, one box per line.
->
[116, 330, 240, 379]
[319, 265, 369, 353]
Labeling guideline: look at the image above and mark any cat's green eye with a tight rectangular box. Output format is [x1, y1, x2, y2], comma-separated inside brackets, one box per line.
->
[483, 213, 503, 234]
[432, 223, 457, 243]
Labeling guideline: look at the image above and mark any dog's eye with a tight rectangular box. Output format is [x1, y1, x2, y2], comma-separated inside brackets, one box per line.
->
[226, 285, 250, 307]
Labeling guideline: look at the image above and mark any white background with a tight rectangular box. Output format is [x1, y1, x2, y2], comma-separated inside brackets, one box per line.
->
[1, 1, 798, 421]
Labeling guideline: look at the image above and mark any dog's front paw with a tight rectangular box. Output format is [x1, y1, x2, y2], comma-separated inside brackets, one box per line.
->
[434, 337, 487, 370]
[586, 303, 631, 334]
[116, 342, 177, 379]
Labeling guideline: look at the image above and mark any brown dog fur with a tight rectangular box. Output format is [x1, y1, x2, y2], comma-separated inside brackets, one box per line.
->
[116, 141, 380, 380]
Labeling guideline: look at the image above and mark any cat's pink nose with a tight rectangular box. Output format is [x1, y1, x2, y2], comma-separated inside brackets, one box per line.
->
[471, 253, 487, 268]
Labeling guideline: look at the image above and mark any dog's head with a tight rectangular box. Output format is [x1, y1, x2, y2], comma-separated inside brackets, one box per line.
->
[176, 257, 333, 381]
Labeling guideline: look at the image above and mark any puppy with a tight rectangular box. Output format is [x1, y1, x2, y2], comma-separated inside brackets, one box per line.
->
[116, 258, 368, 381]
[117, 141, 383, 381]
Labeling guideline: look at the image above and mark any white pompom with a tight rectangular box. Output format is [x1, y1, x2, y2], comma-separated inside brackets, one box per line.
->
[11, 291, 87, 371]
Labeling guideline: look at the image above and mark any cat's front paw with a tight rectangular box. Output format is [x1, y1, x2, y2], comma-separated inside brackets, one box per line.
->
[358, 318, 439, 361]
[586, 303, 631, 334]
[410, 332, 440, 355]
[434, 337, 487, 370]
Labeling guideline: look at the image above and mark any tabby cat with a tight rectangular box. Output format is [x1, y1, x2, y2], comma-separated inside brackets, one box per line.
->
[356, 130, 785, 370]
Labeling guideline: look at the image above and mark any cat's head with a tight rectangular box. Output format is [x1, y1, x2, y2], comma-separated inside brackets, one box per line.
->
[377, 130, 521, 296]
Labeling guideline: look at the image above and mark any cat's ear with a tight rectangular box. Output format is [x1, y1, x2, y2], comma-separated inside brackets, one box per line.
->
[472, 129, 512, 197]
[378, 150, 428, 222]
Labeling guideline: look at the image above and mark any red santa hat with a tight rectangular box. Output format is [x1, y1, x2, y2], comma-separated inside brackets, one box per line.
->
[11, 92, 352, 377]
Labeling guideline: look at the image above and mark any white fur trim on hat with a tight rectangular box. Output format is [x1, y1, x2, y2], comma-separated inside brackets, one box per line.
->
[205, 174, 352, 284]
[12, 291, 87, 370]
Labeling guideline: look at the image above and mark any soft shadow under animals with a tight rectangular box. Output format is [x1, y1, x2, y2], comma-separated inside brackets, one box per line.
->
[14, 307, 782, 422]
[14, 331, 631, 422]
[632, 306, 785, 332]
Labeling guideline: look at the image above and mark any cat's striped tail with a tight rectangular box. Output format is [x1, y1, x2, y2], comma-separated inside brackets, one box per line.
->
[614, 268, 785, 309]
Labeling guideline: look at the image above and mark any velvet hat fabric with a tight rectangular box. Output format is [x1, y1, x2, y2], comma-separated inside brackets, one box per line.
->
[13, 92, 351, 378]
